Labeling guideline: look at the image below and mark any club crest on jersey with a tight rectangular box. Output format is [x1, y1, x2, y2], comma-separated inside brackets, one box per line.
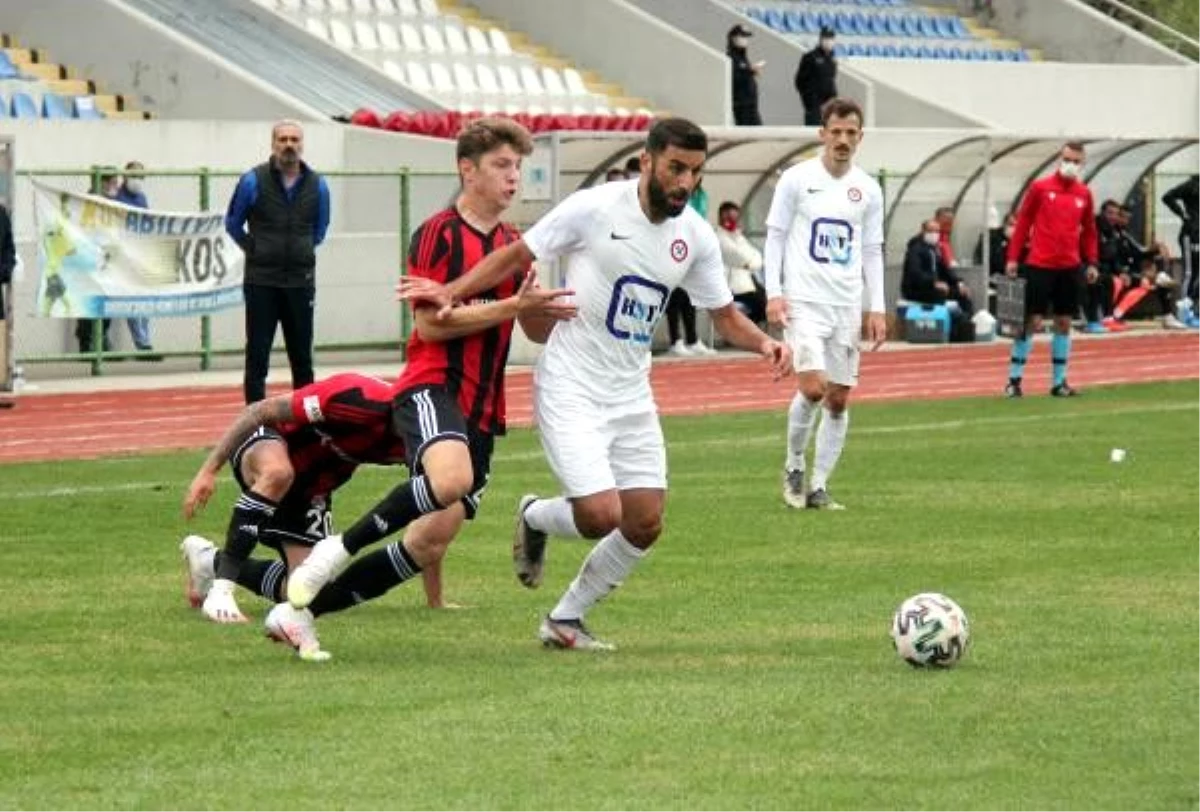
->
[809, 217, 855, 266]
[847, 187, 862, 203]
[606, 274, 670, 344]
[670, 239, 688, 263]
[302, 395, 324, 423]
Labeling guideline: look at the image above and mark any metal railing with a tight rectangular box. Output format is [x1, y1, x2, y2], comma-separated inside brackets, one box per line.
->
[15, 166, 456, 376]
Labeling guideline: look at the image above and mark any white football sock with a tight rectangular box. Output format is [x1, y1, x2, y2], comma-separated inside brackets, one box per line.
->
[550, 529, 645, 621]
[524, 496, 582, 538]
[811, 407, 848, 491]
[786, 392, 819, 471]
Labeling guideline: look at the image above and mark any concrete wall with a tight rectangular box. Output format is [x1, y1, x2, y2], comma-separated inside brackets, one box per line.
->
[625, 0, 985, 129]
[0, 0, 322, 120]
[468, 0, 729, 125]
[849, 60, 1199, 138]
[0, 120, 458, 362]
[987, 0, 1191, 66]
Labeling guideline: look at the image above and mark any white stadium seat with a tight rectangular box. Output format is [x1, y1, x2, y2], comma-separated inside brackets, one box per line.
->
[443, 22, 468, 55]
[305, 16, 330, 39]
[496, 64, 523, 97]
[382, 59, 406, 82]
[417, 0, 438, 16]
[540, 66, 567, 98]
[395, 0, 418, 16]
[562, 67, 589, 98]
[304, 0, 325, 12]
[405, 60, 433, 92]
[519, 64, 545, 97]
[350, 0, 373, 14]
[377, 20, 401, 51]
[329, 18, 355, 49]
[487, 28, 512, 58]
[466, 25, 490, 57]
[474, 62, 500, 95]
[328, 0, 349, 14]
[353, 19, 379, 50]
[422, 23, 446, 55]
[398, 21, 424, 52]
[375, 0, 398, 13]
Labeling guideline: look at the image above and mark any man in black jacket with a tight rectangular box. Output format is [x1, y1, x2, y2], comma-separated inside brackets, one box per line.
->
[1162, 174, 1198, 312]
[0, 202, 14, 407]
[225, 120, 331, 404]
[795, 27, 837, 126]
[902, 219, 974, 328]
[727, 23, 763, 126]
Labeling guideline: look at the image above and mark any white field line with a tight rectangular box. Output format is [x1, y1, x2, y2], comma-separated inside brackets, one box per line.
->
[5, 401, 1194, 499]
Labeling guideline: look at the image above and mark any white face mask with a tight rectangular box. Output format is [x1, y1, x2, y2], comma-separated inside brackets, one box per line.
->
[1059, 160, 1081, 179]
[732, 35, 749, 48]
[923, 231, 940, 246]
[124, 179, 143, 195]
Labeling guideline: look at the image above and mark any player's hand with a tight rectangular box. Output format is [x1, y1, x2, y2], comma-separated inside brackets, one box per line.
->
[397, 276, 456, 320]
[766, 296, 788, 328]
[865, 312, 888, 351]
[934, 281, 950, 294]
[760, 338, 792, 381]
[183, 471, 215, 519]
[515, 268, 577, 321]
[1004, 261, 1018, 278]
[1085, 265, 1099, 284]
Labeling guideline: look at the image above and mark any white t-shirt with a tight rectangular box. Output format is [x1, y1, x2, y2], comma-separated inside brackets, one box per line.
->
[523, 179, 732, 406]
[765, 157, 884, 308]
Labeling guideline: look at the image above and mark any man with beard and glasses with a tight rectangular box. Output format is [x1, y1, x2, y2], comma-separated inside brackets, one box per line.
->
[226, 120, 331, 404]
[765, 97, 886, 512]
[399, 117, 791, 651]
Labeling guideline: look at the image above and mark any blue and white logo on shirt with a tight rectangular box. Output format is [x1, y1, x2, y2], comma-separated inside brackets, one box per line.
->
[809, 218, 854, 266]
[606, 275, 670, 344]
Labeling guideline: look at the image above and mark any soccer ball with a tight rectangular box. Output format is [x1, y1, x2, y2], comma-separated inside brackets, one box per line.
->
[890, 592, 970, 668]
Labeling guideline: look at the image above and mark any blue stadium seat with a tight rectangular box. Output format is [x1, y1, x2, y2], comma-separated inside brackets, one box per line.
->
[865, 15, 887, 36]
[0, 94, 6, 118]
[916, 44, 937, 59]
[897, 44, 918, 58]
[10, 92, 37, 118]
[833, 11, 853, 33]
[900, 14, 920, 37]
[845, 42, 868, 57]
[964, 48, 986, 60]
[934, 16, 957, 38]
[783, 10, 806, 34]
[42, 92, 72, 119]
[986, 48, 1006, 61]
[884, 15, 903, 36]
[917, 15, 939, 38]
[950, 17, 970, 37]
[1014, 49, 1031, 61]
[847, 12, 867, 35]
[947, 46, 966, 59]
[0, 52, 20, 80]
[880, 43, 899, 57]
[74, 96, 104, 119]
[797, 10, 819, 33]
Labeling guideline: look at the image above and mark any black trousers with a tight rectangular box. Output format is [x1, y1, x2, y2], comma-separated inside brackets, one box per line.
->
[733, 103, 762, 126]
[243, 283, 315, 404]
[666, 289, 698, 345]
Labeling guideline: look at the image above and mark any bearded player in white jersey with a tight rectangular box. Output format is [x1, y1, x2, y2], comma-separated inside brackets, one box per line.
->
[401, 117, 791, 651]
[764, 97, 886, 511]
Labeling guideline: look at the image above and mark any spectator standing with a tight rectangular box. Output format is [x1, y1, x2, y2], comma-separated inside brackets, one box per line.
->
[115, 160, 159, 357]
[716, 201, 767, 325]
[1003, 141, 1098, 398]
[75, 168, 120, 354]
[1162, 174, 1198, 324]
[794, 27, 838, 126]
[727, 23, 764, 126]
[0, 201, 13, 407]
[225, 120, 331, 404]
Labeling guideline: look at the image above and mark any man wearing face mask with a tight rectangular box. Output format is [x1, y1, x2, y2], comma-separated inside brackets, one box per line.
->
[795, 27, 838, 127]
[1003, 141, 1098, 398]
[727, 24, 763, 126]
[902, 219, 973, 322]
[716, 201, 767, 325]
[226, 120, 331, 404]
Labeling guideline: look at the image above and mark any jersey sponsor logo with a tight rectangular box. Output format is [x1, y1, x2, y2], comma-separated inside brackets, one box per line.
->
[847, 187, 862, 203]
[809, 217, 855, 266]
[670, 239, 688, 263]
[302, 395, 324, 423]
[606, 274, 670, 344]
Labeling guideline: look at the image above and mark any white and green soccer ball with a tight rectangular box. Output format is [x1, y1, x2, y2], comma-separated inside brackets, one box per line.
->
[890, 592, 970, 668]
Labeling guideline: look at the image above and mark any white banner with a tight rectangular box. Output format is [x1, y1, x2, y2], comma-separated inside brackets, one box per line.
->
[33, 180, 243, 319]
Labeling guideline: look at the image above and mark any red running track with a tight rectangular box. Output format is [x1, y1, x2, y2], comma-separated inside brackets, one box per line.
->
[0, 333, 1195, 464]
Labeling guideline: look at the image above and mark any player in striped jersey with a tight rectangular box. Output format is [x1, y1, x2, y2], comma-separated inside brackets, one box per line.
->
[284, 117, 576, 616]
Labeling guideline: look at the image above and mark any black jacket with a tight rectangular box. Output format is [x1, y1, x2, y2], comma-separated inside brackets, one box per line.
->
[0, 204, 14, 285]
[902, 234, 960, 303]
[244, 161, 321, 287]
[728, 45, 758, 110]
[973, 227, 1011, 277]
[794, 47, 837, 110]
[1162, 175, 1198, 241]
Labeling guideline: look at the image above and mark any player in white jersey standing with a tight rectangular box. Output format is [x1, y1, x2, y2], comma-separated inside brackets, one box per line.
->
[763, 97, 886, 510]
[401, 118, 792, 651]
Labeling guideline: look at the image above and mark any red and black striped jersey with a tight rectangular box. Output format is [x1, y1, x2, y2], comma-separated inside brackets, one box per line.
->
[397, 206, 526, 435]
[280, 373, 406, 501]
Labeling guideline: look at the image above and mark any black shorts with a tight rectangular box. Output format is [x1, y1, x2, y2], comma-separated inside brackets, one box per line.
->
[230, 427, 333, 551]
[392, 385, 494, 519]
[1024, 265, 1082, 317]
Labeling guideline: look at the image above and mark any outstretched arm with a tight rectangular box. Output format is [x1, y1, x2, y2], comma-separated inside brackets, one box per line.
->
[412, 268, 575, 343]
[399, 240, 538, 318]
[183, 395, 296, 519]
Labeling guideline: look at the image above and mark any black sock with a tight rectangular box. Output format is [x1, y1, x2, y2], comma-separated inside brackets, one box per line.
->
[310, 542, 422, 617]
[341, 475, 444, 554]
[215, 552, 286, 602]
[215, 491, 278, 581]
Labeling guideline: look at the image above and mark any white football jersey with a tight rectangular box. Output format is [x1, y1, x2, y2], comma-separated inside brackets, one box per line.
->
[523, 179, 732, 405]
[765, 157, 884, 308]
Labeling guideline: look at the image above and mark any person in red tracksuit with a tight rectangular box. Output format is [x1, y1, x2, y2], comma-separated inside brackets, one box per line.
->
[1003, 140, 1099, 398]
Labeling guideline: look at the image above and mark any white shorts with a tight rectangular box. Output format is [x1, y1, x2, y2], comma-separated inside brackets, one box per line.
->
[533, 382, 667, 498]
[785, 301, 861, 387]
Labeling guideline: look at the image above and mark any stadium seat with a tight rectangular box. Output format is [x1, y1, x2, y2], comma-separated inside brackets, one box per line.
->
[0, 52, 22, 80]
[381, 58, 405, 82]
[305, 17, 330, 40]
[896, 44, 917, 58]
[353, 19, 379, 50]
[349, 107, 381, 127]
[377, 20, 401, 51]
[10, 92, 37, 118]
[350, 0, 373, 14]
[328, 19, 355, 49]
[393, 0, 416, 15]
[74, 95, 104, 119]
[934, 16, 957, 39]
[417, 0, 437, 16]
[487, 27, 513, 59]
[518, 64, 545, 98]
[405, 60, 433, 94]
[328, 0, 349, 14]
[422, 23, 446, 55]
[495, 63, 523, 98]
[466, 25, 490, 57]
[303, 0, 325, 12]
[443, 22, 468, 55]
[865, 15, 886, 36]
[398, 21, 423, 52]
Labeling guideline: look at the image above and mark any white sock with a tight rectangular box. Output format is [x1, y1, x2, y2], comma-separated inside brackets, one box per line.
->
[811, 407, 848, 491]
[550, 529, 645, 620]
[524, 496, 581, 538]
[786, 393, 819, 471]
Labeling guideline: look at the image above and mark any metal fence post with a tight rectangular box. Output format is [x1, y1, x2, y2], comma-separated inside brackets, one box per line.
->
[399, 167, 411, 361]
[89, 165, 104, 376]
[199, 167, 213, 371]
